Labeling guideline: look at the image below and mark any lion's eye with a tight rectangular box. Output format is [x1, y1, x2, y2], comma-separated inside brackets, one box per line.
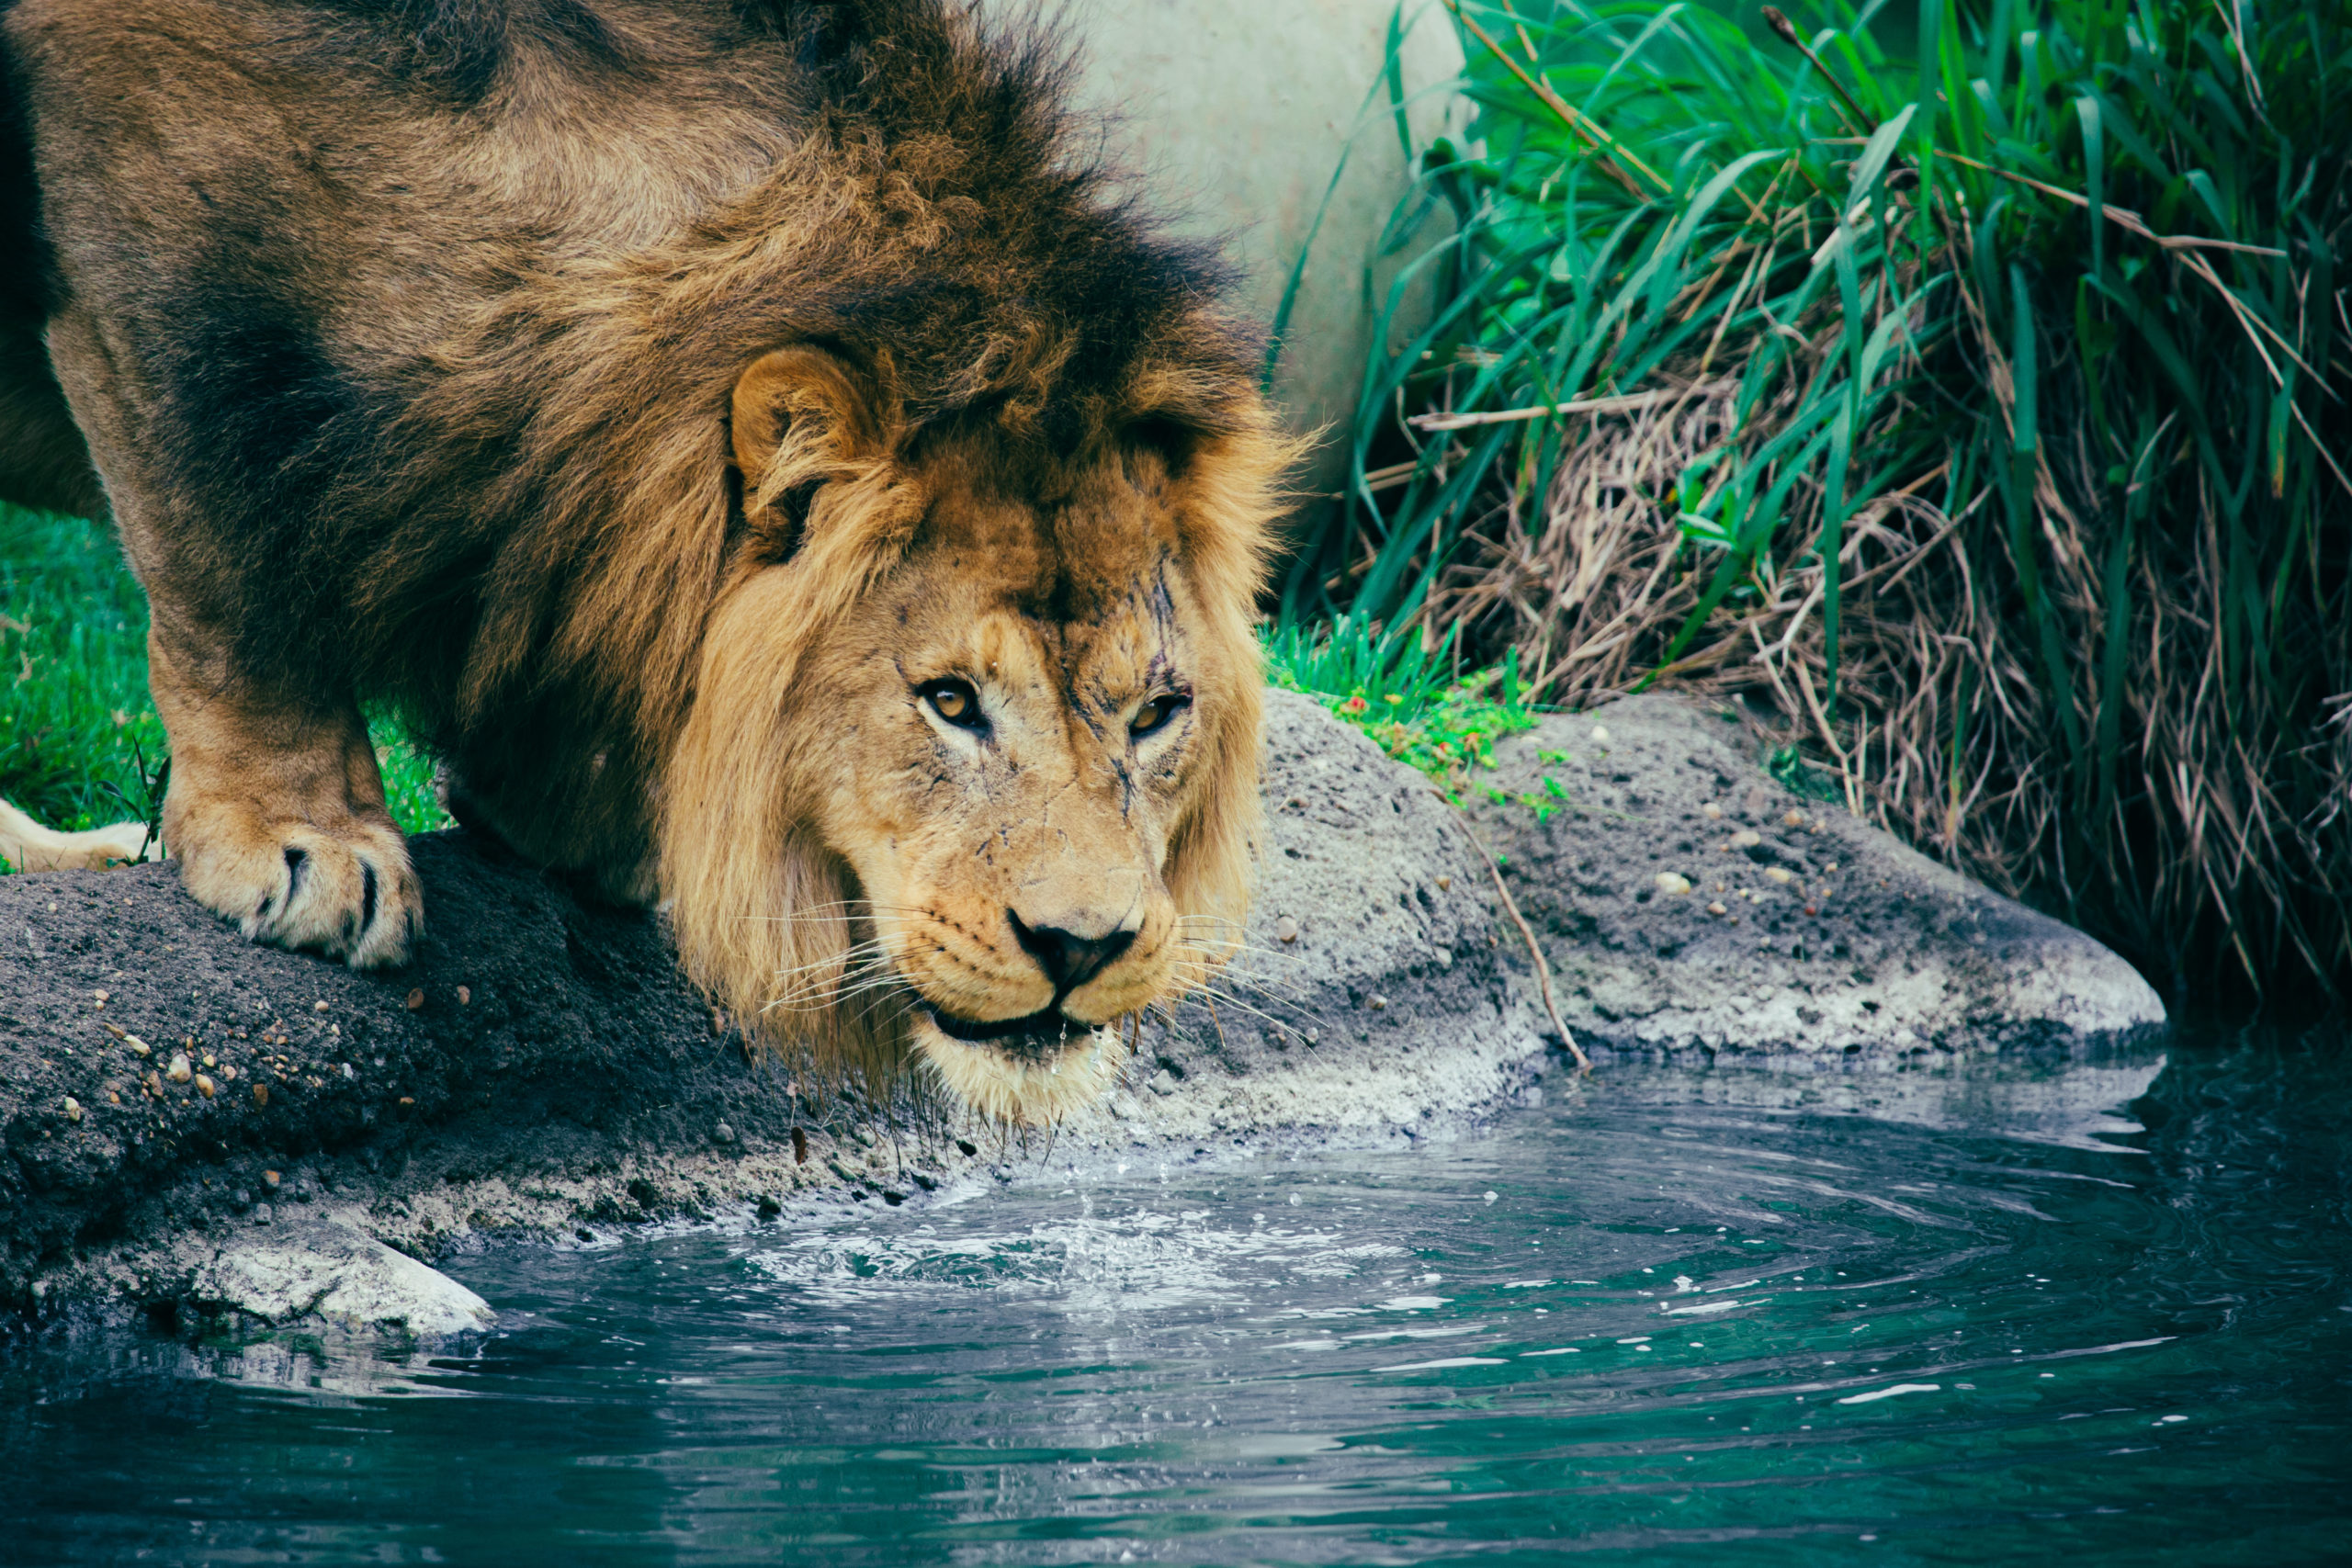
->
[1130, 693, 1189, 739]
[921, 679, 985, 730]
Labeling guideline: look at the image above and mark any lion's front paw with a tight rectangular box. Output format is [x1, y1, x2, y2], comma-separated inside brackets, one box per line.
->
[177, 814, 423, 968]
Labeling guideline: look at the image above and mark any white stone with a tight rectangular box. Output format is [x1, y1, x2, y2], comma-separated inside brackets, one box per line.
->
[1063, 0, 1466, 491]
[193, 1215, 495, 1337]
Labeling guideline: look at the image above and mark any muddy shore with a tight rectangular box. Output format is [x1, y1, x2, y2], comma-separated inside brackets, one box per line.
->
[0, 691, 2161, 1334]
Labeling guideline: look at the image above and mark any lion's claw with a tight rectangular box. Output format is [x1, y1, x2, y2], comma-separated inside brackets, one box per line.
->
[185, 816, 423, 969]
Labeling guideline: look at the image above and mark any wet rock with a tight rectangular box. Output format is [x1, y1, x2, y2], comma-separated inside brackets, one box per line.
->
[0, 688, 2157, 1330]
[1468, 694, 2165, 1060]
[190, 1213, 494, 1337]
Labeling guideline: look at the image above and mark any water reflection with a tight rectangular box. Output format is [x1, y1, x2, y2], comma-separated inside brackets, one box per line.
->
[9, 1026, 2351, 1564]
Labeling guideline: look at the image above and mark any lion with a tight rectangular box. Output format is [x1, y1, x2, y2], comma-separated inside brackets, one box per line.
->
[0, 0, 1291, 1125]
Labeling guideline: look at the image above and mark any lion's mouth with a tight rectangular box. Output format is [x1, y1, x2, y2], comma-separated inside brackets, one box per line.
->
[921, 1003, 1089, 1055]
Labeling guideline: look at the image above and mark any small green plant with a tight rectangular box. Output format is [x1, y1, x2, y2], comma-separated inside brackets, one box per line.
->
[1263, 614, 1541, 795]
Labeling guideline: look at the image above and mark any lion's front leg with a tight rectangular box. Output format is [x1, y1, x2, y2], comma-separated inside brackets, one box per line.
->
[149, 626, 422, 969]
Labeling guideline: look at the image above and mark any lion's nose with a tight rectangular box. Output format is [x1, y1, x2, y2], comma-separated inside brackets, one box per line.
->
[1008, 910, 1136, 994]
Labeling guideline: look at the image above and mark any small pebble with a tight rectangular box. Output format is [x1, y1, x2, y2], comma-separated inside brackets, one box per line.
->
[195, 1074, 215, 1100]
[1702, 803, 1723, 819]
[126, 1038, 150, 1058]
[1436, 874, 1452, 891]
[713, 1122, 736, 1144]
[61, 1097, 82, 1123]
[1370, 994, 1389, 1010]
[1764, 867, 1792, 885]
[107, 1091, 119, 1105]
[1654, 872, 1692, 896]
[202, 1052, 217, 1066]
[1729, 829, 1762, 849]
[263, 1169, 281, 1188]
[253, 1084, 269, 1107]
[165, 1053, 192, 1085]
[1276, 915, 1299, 943]
[1785, 810, 1806, 827]
[456, 986, 471, 1006]
[398, 1096, 415, 1106]
[313, 1000, 329, 1013]
[92, 989, 107, 1003]
[252, 1203, 272, 1225]
[1589, 725, 1611, 746]
[1826, 863, 1838, 873]
[1804, 904, 1819, 916]
[1148, 1068, 1177, 1096]
[1707, 901, 1728, 916]
[404, 988, 425, 1010]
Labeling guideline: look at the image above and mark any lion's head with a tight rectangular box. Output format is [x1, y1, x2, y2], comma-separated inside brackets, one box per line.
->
[659, 344, 1285, 1126]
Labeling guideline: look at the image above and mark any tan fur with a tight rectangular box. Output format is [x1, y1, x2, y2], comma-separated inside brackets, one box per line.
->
[0, 797, 155, 873]
[0, 0, 1295, 1123]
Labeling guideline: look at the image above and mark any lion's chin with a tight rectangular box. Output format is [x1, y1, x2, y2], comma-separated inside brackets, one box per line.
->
[910, 1006, 1125, 1128]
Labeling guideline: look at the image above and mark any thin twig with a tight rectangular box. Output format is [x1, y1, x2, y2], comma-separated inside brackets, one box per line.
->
[1760, 6, 1881, 136]
[1410, 382, 1734, 432]
[1437, 792, 1590, 1071]
[1442, 0, 1666, 198]
[1932, 149, 2287, 257]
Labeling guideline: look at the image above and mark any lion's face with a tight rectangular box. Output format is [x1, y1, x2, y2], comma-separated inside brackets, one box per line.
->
[807, 459, 1249, 1118]
[662, 346, 1279, 1127]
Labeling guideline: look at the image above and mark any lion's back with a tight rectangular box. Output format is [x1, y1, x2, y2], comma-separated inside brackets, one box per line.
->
[7, 0, 812, 371]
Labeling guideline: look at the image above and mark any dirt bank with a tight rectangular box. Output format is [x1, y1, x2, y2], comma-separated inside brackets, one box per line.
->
[0, 691, 2160, 1335]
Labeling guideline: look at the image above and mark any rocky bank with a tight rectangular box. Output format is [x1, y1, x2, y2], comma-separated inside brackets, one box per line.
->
[0, 690, 2161, 1336]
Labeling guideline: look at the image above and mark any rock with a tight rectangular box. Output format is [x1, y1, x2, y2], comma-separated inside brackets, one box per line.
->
[0, 690, 1533, 1329]
[0, 689, 2161, 1332]
[1468, 694, 2166, 1060]
[190, 1213, 495, 1337]
[1065, 0, 1466, 494]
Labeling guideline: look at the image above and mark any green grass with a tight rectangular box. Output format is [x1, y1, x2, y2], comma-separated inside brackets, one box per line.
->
[1286, 0, 2352, 996]
[0, 505, 449, 869]
[1, 508, 172, 840]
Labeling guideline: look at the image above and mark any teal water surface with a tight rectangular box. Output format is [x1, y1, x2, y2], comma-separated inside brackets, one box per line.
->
[7, 1024, 2350, 1565]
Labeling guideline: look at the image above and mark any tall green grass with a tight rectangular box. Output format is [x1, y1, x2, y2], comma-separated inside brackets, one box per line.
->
[0, 505, 448, 866]
[1291, 0, 2352, 995]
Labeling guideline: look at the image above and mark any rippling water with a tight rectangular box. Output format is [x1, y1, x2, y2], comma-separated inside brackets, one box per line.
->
[9, 1024, 2351, 1565]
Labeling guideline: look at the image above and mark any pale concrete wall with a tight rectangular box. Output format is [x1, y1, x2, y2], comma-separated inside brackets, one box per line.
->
[1053, 0, 1468, 495]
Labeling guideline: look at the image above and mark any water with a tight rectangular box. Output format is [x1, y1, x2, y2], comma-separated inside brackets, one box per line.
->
[9, 1025, 2351, 1565]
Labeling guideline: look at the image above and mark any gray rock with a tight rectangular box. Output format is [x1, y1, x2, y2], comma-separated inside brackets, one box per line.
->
[1092, 690, 1536, 1147]
[1064, 0, 1466, 494]
[0, 691, 1532, 1329]
[188, 1213, 495, 1337]
[0, 689, 2159, 1332]
[1467, 694, 2166, 1060]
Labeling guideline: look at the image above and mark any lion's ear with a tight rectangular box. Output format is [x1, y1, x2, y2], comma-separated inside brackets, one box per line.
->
[729, 346, 895, 546]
